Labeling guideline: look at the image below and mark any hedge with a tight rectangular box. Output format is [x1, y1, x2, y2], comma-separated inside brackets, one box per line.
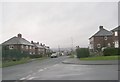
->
[2, 49, 29, 61]
[76, 48, 90, 58]
[103, 48, 120, 56]
[29, 55, 42, 58]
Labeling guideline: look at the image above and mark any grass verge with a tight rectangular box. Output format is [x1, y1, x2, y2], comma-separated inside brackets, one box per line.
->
[80, 56, 119, 61]
[1, 57, 48, 68]
[2, 57, 30, 68]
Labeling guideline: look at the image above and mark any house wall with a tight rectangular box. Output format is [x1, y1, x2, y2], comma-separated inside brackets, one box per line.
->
[5, 44, 36, 55]
[112, 30, 120, 48]
[92, 36, 114, 52]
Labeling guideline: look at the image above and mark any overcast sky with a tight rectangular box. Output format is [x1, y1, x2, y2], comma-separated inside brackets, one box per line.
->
[0, 1, 118, 48]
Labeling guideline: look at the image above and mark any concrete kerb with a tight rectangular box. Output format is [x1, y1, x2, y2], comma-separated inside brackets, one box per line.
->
[62, 58, 118, 65]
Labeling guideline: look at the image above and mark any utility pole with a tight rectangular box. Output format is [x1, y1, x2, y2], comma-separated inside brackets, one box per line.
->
[58, 45, 60, 52]
[71, 37, 74, 52]
[58, 45, 60, 54]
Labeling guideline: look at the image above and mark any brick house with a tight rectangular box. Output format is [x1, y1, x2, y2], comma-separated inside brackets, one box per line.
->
[89, 26, 114, 52]
[2, 34, 35, 55]
[31, 41, 45, 56]
[111, 26, 120, 48]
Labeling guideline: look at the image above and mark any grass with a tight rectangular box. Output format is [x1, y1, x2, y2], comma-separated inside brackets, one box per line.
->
[80, 56, 119, 61]
[2, 57, 30, 67]
[1, 57, 48, 68]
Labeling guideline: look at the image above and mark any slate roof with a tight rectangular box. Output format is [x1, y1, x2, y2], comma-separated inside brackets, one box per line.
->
[32, 43, 44, 48]
[2, 36, 34, 46]
[111, 26, 120, 31]
[89, 27, 113, 39]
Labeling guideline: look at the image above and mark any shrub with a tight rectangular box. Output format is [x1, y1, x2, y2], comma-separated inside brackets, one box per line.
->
[103, 48, 120, 56]
[29, 55, 42, 58]
[76, 48, 90, 58]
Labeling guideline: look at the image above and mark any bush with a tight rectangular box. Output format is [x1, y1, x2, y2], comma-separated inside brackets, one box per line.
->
[103, 48, 120, 56]
[76, 48, 90, 58]
[29, 55, 42, 58]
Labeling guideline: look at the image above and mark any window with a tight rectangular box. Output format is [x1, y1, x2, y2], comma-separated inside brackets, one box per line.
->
[104, 36, 107, 40]
[9, 45, 14, 49]
[97, 44, 101, 48]
[33, 47, 35, 49]
[115, 31, 118, 36]
[115, 41, 119, 48]
[21, 45, 24, 48]
[26, 46, 28, 49]
[29, 46, 31, 49]
[108, 43, 111, 47]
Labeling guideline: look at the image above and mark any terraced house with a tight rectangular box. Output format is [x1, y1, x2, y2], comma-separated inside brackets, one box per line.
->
[31, 41, 46, 57]
[89, 26, 120, 52]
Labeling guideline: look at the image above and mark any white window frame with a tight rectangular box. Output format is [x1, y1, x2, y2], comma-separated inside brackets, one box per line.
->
[26, 45, 28, 49]
[104, 36, 108, 40]
[29, 46, 31, 49]
[21, 45, 24, 48]
[97, 44, 101, 48]
[108, 43, 111, 47]
[115, 41, 119, 48]
[9, 45, 14, 49]
[115, 31, 118, 36]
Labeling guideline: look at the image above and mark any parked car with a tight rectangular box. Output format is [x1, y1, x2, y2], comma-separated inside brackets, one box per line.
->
[50, 53, 58, 58]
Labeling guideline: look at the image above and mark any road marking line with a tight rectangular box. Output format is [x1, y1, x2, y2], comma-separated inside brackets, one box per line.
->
[26, 74, 32, 78]
[53, 64, 59, 67]
[38, 69, 44, 72]
[44, 68, 47, 70]
[27, 77, 35, 80]
[20, 77, 26, 80]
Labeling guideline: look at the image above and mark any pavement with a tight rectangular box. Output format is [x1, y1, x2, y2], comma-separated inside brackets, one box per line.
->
[62, 58, 119, 65]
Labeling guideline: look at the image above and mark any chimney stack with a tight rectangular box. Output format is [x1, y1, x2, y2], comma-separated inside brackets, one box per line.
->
[99, 26, 103, 30]
[31, 41, 34, 44]
[37, 42, 39, 44]
[18, 33, 22, 38]
[40, 43, 42, 46]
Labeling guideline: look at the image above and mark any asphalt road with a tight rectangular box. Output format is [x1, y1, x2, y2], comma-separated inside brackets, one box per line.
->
[2, 56, 118, 80]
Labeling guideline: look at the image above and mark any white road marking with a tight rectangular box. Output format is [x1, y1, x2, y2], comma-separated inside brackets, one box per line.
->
[26, 74, 32, 78]
[27, 77, 35, 80]
[19, 77, 26, 80]
[53, 64, 59, 67]
[44, 68, 47, 70]
[38, 69, 44, 72]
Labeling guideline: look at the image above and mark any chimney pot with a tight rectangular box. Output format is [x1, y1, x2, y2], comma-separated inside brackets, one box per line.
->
[99, 26, 103, 30]
[40, 43, 42, 46]
[31, 41, 33, 44]
[37, 42, 39, 44]
[18, 33, 22, 38]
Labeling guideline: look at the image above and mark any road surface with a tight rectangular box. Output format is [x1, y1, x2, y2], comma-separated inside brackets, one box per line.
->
[2, 56, 118, 80]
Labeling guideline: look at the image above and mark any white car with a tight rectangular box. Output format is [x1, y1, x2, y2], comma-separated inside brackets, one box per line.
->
[51, 53, 58, 58]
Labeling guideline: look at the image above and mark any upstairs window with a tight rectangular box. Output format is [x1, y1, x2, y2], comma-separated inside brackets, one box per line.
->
[9, 45, 14, 49]
[104, 36, 107, 40]
[115, 31, 118, 36]
[26, 45, 28, 49]
[21, 45, 24, 48]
